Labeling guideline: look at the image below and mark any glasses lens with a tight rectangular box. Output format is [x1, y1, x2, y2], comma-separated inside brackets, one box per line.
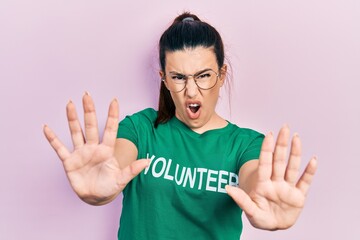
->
[165, 69, 219, 92]
[194, 70, 218, 90]
[166, 74, 186, 92]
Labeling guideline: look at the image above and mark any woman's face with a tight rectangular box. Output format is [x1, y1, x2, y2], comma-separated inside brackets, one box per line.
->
[161, 46, 226, 133]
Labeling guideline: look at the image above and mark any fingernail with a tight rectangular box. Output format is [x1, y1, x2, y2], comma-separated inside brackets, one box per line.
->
[294, 132, 299, 137]
[225, 185, 233, 193]
[84, 91, 90, 96]
[67, 99, 73, 104]
[267, 131, 273, 137]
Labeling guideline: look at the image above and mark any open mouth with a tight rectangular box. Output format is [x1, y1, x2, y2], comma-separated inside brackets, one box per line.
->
[188, 103, 200, 113]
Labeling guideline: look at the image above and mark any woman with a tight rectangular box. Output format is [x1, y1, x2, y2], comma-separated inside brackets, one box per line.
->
[43, 12, 317, 239]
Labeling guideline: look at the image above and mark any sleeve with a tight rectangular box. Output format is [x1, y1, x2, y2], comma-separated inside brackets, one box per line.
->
[116, 108, 157, 148]
[117, 115, 139, 147]
[238, 133, 265, 169]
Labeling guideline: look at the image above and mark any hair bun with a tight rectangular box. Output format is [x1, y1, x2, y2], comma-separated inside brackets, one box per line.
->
[182, 17, 194, 22]
[174, 12, 201, 23]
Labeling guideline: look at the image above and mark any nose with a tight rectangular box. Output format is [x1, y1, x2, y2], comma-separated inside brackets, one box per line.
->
[184, 76, 198, 98]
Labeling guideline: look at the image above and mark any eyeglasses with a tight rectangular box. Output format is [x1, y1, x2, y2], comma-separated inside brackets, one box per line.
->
[162, 69, 219, 93]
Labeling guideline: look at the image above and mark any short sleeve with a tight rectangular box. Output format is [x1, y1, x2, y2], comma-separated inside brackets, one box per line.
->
[116, 108, 157, 149]
[238, 133, 264, 169]
[117, 115, 138, 147]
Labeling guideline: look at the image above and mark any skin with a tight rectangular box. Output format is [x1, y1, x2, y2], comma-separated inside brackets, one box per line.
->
[232, 129, 318, 230]
[160, 47, 228, 134]
[43, 95, 149, 205]
[43, 47, 317, 230]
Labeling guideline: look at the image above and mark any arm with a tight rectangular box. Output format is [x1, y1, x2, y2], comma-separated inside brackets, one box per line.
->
[226, 126, 318, 230]
[114, 138, 138, 169]
[238, 160, 258, 195]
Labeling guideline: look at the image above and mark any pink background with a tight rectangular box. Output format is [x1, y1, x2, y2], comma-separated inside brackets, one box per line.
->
[1, 0, 359, 239]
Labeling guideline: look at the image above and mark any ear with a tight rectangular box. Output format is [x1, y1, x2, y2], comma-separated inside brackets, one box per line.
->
[159, 70, 165, 79]
[219, 64, 227, 87]
[159, 70, 169, 89]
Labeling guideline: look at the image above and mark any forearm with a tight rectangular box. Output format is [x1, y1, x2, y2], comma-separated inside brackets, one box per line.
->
[239, 160, 259, 194]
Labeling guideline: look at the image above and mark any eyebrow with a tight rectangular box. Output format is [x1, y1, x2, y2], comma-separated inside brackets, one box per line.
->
[168, 68, 213, 75]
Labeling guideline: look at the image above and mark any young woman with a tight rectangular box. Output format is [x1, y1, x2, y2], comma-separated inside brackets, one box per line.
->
[44, 12, 317, 240]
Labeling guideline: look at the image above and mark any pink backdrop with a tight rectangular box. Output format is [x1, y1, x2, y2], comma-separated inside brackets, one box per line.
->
[1, 0, 359, 239]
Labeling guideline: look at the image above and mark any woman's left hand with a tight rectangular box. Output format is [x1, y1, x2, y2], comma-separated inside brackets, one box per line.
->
[226, 126, 318, 230]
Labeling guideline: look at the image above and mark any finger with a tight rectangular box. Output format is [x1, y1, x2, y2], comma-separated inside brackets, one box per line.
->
[83, 92, 99, 144]
[285, 133, 302, 185]
[296, 156, 318, 196]
[120, 159, 150, 184]
[102, 98, 119, 148]
[43, 125, 71, 161]
[66, 100, 85, 149]
[257, 132, 274, 182]
[272, 125, 290, 181]
[225, 185, 258, 218]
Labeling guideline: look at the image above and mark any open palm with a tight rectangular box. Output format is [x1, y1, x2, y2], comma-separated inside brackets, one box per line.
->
[43, 93, 148, 205]
[226, 126, 318, 230]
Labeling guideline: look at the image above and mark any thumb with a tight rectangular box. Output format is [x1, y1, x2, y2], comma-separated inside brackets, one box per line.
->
[226, 185, 257, 218]
[121, 159, 150, 183]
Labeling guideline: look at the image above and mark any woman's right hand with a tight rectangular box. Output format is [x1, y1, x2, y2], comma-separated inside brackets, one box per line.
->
[43, 92, 149, 205]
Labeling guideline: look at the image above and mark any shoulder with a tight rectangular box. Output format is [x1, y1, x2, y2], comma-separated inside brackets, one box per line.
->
[225, 123, 265, 154]
[122, 108, 158, 123]
[118, 108, 158, 133]
[117, 108, 158, 140]
[227, 122, 264, 140]
[225, 124, 264, 168]
[130, 107, 157, 118]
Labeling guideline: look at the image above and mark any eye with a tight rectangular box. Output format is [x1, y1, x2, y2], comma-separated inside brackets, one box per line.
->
[196, 72, 211, 80]
[171, 75, 185, 80]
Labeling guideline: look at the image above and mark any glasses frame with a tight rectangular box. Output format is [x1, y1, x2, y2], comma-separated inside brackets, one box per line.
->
[162, 68, 220, 93]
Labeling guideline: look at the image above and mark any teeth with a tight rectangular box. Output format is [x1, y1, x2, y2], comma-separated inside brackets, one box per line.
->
[188, 103, 199, 107]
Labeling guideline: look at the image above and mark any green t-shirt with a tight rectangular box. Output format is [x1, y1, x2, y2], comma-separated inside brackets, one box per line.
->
[117, 108, 264, 240]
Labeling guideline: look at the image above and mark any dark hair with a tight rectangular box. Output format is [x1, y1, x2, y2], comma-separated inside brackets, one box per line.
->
[154, 12, 225, 127]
